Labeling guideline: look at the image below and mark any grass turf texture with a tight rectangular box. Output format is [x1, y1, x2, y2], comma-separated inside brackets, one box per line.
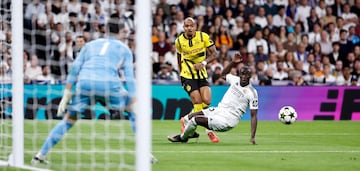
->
[1, 120, 360, 171]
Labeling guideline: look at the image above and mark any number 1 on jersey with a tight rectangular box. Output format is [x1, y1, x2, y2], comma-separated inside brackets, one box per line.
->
[99, 41, 110, 56]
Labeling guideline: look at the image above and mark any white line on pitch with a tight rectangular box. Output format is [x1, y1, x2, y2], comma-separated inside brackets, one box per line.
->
[24, 150, 360, 154]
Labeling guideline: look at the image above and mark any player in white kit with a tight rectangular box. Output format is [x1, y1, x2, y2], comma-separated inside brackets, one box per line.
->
[168, 53, 258, 144]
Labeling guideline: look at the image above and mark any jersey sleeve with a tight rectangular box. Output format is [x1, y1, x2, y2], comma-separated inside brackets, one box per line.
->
[225, 74, 240, 85]
[202, 32, 214, 48]
[121, 46, 136, 98]
[249, 89, 259, 110]
[66, 44, 87, 85]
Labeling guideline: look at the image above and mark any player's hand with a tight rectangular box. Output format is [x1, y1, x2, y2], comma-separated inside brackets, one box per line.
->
[232, 53, 244, 64]
[57, 89, 72, 117]
[250, 137, 256, 145]
[193, 63, 204, 70]
[125, 97, 136, 112]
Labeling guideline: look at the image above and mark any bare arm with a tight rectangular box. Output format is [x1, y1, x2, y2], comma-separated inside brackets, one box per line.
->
[194, 45, 218, 70]
[221, 53, 243, 77]
[177, 53, 182, 73]
[205, 45, 218, 64]
[250, 109, 258, 145]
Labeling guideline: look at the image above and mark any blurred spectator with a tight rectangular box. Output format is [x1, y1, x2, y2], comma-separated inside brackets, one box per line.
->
[153, 31, 171, 57]
[267, 32, 278, 53]
[294, 22, 303, 44]
[294, 42, 309, 63]
[155, 63, 172, 80]
[236, 22, 252, 48]
[24, 0, 46, 31]
[0, 61, 11, 84]
[328, 42, 341, 65]
[193, 0, 206, 16]
[230, 16, 244, 40]
[273, 60, 288, 80]
[294, 0, 311, 25]
[222, 9, 236, 30]
[283, 51, 296, 72]
[255, 7, 267, 28]
[73, 35, 86, 60]
[244, 0, 259, 18]
[164, 43, 178, 72]
[254, 45, 268, 62]
[327, 22, 340, 43]
[316, 0, 327, 18]
[247, 30, 268, 55]
[283, 32, 297, 52]
[212, 0, 226, 16]
[294, 60, 307, 75]
[308, 23, 321, 45]
[265, 52, 278, 71]
[322, 64, 336, 85]
[342, 3, 358, 31]
[331, 0, 344, 17]
[303, 64, 317, 84]
[35, 65, 55, 84]
[333, 60, 344, 78]
[259, 68, 273, 86]
[156, 0, 171, 17]
[215, 25, 233, 49]
[351, 0, 360, 16]
[278, 26, 288, 43]
[248, 14, 262, 35]
[311, 42, 322, 61]
[319, 30, 333, 55]
[288, 70, 308, 86]
[321, 6, 337, 27]
[272, 5, 286, 27]
[264, 14, 278, 34]
[350, 74, 359, 86]
[275, 41, 287, 60]
[25, 54, 42, 81]
[286, 0, 297, 19]
[211, 66, 226, 85]
[264, 0, 278, 16]
[307, 8, 321, 33]
[348, 26, 360, 45]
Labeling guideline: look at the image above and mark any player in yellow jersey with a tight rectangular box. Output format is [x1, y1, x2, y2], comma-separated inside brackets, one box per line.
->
[175, 17, 219, 143]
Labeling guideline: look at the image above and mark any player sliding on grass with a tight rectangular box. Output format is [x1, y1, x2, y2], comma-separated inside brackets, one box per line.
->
[168, 53, 258, 144]
[31, 17, 157, 164]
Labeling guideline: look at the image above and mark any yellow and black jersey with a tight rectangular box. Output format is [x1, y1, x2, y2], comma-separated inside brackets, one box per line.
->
[175, 31, 214, 79]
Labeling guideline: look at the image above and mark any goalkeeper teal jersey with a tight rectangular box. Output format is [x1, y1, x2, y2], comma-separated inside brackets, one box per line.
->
[66, 37, 135, 98]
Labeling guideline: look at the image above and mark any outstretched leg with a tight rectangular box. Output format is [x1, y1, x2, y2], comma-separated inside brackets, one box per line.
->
[32, 114, 76, 164]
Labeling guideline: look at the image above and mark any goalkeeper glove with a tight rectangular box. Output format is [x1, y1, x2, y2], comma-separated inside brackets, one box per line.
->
[57, 89, 72, 117]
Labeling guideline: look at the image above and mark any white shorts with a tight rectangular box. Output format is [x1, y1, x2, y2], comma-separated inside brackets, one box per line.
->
[202, 107, 239, 132]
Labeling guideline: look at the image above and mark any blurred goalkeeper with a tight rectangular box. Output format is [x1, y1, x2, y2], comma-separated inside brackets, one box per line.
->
[168, 54, 258, 144]
[32, 18, 157, 164]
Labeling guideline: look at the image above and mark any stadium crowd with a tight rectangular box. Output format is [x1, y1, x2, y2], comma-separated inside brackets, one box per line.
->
[0, 0, 360, 86]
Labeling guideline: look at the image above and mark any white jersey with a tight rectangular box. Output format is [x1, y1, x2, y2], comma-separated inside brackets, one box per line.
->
[218, 74, 259, 119]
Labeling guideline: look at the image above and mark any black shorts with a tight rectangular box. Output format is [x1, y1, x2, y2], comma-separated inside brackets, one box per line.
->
[180, 77, 210, 95]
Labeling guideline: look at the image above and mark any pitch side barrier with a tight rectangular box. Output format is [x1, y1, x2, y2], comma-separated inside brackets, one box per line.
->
[1, 85, 359, 120]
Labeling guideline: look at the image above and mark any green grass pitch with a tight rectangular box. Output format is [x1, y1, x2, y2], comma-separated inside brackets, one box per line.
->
[1, 120, 360, 171]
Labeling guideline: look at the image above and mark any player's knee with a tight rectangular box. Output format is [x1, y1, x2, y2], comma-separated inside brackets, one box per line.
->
[202, 99, 211, 106]
[65, 113, 77, 124]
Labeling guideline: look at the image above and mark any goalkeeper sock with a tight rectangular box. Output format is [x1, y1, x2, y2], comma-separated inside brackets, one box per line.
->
[193, 103, 203, 112]
[39, 120, 73, 156]
[127, 111, 136, 133]
[181, 117, 197, 140]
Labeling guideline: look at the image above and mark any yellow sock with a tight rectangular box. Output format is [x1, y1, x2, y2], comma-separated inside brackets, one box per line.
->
[202, 103, 209, 109]
[193, 104, 203, 112]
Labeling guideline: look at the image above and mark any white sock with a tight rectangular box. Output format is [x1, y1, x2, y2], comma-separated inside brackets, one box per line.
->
[181, 117, 197, 139]
[36, 152, 45, 160]
[183, 115, 189, 125]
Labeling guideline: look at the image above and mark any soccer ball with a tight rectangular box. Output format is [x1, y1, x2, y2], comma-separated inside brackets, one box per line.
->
[278, 106, 297, 124]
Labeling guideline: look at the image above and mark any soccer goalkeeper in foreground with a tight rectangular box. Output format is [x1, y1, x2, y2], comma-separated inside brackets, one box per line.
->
[168, 53, 258, 144]
[31, 17, 157, 164]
